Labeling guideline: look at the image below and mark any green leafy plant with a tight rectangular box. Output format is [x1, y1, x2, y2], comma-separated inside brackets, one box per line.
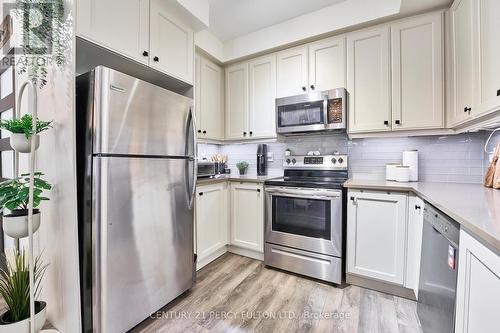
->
[0, 115, 52, 139]
[236, 161, 249, 171]
[0, 249, 47, 323]
[0, 172, 51, 213]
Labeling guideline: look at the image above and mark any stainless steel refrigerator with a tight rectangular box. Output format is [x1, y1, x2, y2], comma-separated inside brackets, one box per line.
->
[76, 66, 197, 333]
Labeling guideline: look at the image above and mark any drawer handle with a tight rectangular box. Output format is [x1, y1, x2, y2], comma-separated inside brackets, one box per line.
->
[497, 89, 500, 96]
[384, 120, 389, 125]
[464, 107, 471, 113]
[153, 56, 160, 62]
[142, 51, 149, 57]
[415, 205, 421, 210]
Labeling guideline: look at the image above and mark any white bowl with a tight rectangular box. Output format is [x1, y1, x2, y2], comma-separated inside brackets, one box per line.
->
[2, 211, 41, 238]
[10, 134, 40, 154]
[0, 301, 47, 333]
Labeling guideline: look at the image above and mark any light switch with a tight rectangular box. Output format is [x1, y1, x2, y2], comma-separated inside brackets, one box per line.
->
[267, 152, 274, 161]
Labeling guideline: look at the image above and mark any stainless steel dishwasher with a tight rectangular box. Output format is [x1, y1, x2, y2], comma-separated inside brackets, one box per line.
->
[417, 203, 460, 333]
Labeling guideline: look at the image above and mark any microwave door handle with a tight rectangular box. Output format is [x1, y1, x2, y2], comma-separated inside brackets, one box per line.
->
[323, 94, 328, 128]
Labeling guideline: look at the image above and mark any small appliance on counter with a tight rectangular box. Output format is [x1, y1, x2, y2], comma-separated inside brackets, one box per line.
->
[197, 161, 216, 178]
[257, 144, 268, 176]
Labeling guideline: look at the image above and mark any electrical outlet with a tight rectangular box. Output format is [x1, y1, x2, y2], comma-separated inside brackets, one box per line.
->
[267, 152, 274, 161]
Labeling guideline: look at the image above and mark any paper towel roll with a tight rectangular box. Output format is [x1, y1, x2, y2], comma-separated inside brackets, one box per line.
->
[402, 150, 418, 181]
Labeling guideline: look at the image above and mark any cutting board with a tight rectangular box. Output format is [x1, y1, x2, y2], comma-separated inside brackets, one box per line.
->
[494, 143, 500, 189]
[485, 144, 499, 187]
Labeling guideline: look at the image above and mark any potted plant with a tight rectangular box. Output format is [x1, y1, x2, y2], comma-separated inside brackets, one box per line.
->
[236, 161, 249, 175]
[0, 115, 52, 153]
[0, 249, 48, 332]
[0, 173, 51, 239]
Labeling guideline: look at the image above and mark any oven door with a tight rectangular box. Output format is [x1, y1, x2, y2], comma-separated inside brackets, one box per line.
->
[265, 187, 342, 257]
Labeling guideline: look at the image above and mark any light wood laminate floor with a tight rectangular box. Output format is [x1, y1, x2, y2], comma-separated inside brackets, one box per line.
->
[132, 253, 422, 333]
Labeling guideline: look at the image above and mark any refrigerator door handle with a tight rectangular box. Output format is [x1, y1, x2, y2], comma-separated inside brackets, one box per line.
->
[186, 106, 197, 209]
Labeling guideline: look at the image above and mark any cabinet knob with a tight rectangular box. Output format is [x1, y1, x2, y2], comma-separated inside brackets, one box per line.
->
[197, 130, 201, 133]
[384, 120, 389, 125]
[310, 85, 315, 90]
[142, 51, 149, 57]
[199, 192, 203, 196]
[249, 131, 253, 136]
[153, 56, 159, 62]
[415, 205, 421, 210]
[395, 120, 401, 125]
[302, 86, 306, 92]
[202, 130, 207, 134]
[257, 189, 261, 193]
[464, 107, 471, 113]
[497, 89, 500, 96]
[243, 132, 247, 136]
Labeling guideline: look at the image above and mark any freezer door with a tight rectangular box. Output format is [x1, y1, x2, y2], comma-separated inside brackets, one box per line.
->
[92, 66, 194, 156]
[92, 156, 194, 333]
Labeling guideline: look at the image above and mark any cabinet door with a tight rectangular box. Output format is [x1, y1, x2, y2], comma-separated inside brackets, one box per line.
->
[472, 0, 500, 117]
[230, 182, 264, 252]
[449, 0, 475, 126]
[308, 36, 346, 92]
[76, 0, 150, 65]
[455, 230, 500, 333]
[248, 55, 277, 139]
[347, 190, 408, 284]
[196, 183, 228, 266]
[225, 63, 249, 140]
[199, 57, 224, 140]
[406, 196, 424, 296]
[276, 46, 308, 98]
[347, 26, 391, 133]
[391, 13, 444, 130]
[149, 0, 194, 84]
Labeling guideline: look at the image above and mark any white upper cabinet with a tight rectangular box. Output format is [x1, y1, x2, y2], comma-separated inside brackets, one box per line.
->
[225, 63, 249, 140]
[76, 0, 150, 65]
[150, 0, 194, 84]
[472, 0, 500, 117]
[449, 0, 475, 126]
[391, 12, 444, 130]
[276, 46, 309, 98]
[248, 55, 277, 139]
[455, 230, 500, 333]
[347, 190, 408, 285]
[196, 55, 224, 140]
[347, 26, 391, 133]
[308, 36, 346, 92]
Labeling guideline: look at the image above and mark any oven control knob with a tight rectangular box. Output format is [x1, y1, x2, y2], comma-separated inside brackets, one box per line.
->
[292, 158, 296, 164]
[338, 157, 344, 164]
[286, 158, 291, 164]
[331, 158, 337, 164]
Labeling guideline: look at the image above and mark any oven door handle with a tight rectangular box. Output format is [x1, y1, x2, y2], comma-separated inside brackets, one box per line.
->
[266, 188, 341, 199]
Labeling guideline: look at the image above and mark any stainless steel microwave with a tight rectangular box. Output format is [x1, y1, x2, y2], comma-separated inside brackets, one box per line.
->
[275, 88, 347, 135]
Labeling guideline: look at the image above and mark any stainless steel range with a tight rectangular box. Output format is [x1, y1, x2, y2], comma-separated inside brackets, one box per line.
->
[264, 154, 348, 284]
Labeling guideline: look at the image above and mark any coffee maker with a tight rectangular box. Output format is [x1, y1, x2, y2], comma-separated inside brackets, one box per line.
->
[257, 144, 267, 176]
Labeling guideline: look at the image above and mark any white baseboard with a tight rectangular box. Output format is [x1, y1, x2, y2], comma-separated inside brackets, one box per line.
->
[227, 245, 264, 261]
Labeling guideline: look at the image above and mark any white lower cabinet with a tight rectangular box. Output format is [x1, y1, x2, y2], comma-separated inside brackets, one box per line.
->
[347, 190, 408, 284]
[195, 182, 228, 269]
[455, 230, 500, 333]
[230, 182, 264, 252]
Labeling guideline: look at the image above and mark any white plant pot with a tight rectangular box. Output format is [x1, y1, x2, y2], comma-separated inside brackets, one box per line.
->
[10, 134, 40, 154]
[0, 301, 47, 333]
[2, 210, 41, 239]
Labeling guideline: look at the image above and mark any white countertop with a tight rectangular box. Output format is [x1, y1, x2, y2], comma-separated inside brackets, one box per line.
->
[344, 179, 500, 253]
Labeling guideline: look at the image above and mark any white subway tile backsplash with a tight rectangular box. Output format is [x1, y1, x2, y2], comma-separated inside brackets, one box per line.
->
[199, 131, 496, 184]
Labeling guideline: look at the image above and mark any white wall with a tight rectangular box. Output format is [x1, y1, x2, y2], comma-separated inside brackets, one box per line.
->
[0, 0, 81, 331]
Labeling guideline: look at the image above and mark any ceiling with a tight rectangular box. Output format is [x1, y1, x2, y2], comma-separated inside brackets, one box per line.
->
[208, 0, 348, 42]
